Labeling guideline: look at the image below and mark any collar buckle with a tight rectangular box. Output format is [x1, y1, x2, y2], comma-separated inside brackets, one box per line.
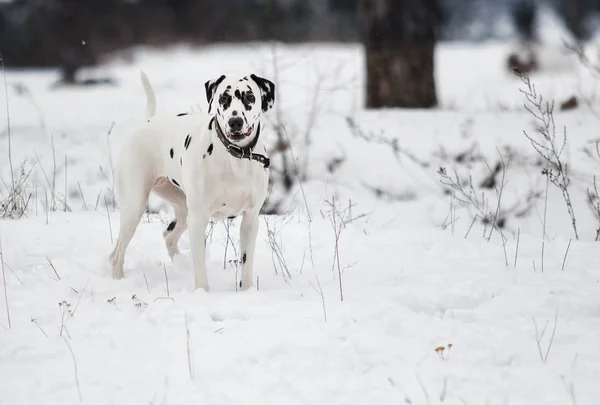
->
[227, 144, 245, 157]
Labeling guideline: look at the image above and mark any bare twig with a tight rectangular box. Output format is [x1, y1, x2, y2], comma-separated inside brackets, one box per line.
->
[46, 256, 61, 280]
[1, 259, 23, 285]
[104, 196, 113, 244]
[51, 135, 57, 211]
[263, 215, 292, 280]
[1, 50, 14, 191]
[486, 148, 508, 242]
[31, 317, 48, 337]
[561, 239, 572, 271]
[64, 155, 68, 212]
[309, 274, 327, 322]
[282, 125, 314, 268]
[143, 271, 150, 294]
[185, 310, 194, 379]
[514, 228, 521, 267]
[464, 215, 478, 239]
[63, 337, 83, 402]
[58, 300, 72, 338]
[542, 175, 549, 272]
[533, 310, 558, 363]
[564, 40, 600, 76]
[0, 161, 35, 219]
[163, 263, 170, 298]
[587, 176, 600, 241]
[519, 72, 579, 240]
[94, 190, 101, 211]
[70, 278, 90, 318]
[347, 117, 430, 168]
[560, 375, 578, 405]
[77, 182, 88, 211]
[326, 195, 344, 302]
[0, 236, 10, 329]
[222, 219, 238, 270]
[106, 122, 116, 210]
[438, 167, 508, 245]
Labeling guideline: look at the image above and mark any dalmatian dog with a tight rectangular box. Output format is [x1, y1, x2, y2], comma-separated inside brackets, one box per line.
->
[109, 71, 274, 291]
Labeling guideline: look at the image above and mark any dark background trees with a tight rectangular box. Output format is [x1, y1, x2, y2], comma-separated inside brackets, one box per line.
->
[1, 0, 600, 90]
[359, 0, 440, 108]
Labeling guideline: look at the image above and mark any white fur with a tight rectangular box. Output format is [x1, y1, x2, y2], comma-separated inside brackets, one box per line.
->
[109, 72, 272, 291]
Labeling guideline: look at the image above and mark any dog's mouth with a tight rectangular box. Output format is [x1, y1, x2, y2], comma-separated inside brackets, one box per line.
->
[228, 125, 254, 141]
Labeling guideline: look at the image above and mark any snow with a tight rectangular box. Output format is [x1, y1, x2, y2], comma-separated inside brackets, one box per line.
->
[1, 39, 600, 404]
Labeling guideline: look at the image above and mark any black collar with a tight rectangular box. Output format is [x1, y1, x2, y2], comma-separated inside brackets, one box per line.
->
[211, 117, 270, 168]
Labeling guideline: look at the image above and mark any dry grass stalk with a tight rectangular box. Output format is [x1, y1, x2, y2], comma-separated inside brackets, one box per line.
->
[0, 236, 10, 329]
[519, 72, 579, 240]
[533, 310, 558, 363]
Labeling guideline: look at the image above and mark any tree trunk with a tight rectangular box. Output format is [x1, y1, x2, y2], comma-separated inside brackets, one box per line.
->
[359, 0, 440, 108]
[561, 0, 586, 42]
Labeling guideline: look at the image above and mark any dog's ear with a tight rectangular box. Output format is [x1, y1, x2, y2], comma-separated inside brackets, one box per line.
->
[250, 74, 275, 112]
[205, 75, 226, 111]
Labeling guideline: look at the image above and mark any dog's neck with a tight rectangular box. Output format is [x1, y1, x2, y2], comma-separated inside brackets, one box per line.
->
[210, 117, 270, 168]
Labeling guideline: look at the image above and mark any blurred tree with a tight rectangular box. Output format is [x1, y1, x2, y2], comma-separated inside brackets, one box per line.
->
[331, 0, 357, 11]
[561, 0, 586, 42]
[512, 0, 537, 42]
[359, 0, 440, 108]
[507, 0, 538, 74]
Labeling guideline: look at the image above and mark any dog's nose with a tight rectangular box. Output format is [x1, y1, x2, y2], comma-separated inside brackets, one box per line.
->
[228, 117, 243, 133]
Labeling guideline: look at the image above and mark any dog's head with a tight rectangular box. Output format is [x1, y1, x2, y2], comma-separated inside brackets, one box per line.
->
[205, 74, 275, 144]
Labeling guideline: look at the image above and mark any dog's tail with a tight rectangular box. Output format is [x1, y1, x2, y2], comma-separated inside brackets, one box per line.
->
[140, 70, 157, 119]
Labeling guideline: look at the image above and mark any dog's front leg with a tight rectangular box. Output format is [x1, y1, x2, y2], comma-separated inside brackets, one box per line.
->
[239, 209, 260, 290]
[188, 208, 210, 291]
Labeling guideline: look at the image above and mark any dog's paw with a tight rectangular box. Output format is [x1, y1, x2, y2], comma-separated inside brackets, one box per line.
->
[165, 235, 181, 258]
[167, 244, 181, 259]
[112, 267, 124, 280]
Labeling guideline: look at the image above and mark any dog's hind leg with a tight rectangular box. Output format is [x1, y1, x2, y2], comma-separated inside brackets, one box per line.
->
[152, 177, 188, 258]
[109, 158, 153, 279]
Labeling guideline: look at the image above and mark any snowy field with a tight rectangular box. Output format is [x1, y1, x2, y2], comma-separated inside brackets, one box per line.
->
[1, 36, 600, 404]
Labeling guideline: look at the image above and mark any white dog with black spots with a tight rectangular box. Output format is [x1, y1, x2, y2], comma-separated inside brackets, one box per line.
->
[109, 71, 275, 291]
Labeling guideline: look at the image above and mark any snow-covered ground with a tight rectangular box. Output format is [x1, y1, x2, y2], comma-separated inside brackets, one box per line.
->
[1, 39, 599, 405]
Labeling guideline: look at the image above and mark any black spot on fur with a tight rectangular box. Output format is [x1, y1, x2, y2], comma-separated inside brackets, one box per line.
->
[177, 113, 188, 117]
[167, 220, 177, 232]
[219, 92, 232, 111]
[238, 89, 255, 111]
[228, 215, 236, 220]
[207, 144, 213, 155]
[171, 179, 181, 188]
[242, 253, 247, 264]
[205, 75, 226, 113]
[208, 116, 215, 130]
[169, 148, 174, 159]
[250, 74, 275, 112]
[203, 154, 206, 159]
[184, 134, 191, 150]
[180, 158, 182, 166]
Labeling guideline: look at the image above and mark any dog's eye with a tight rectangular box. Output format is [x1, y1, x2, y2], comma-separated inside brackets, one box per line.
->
[244, 93, 255, 104]
[218, 94, 228, 105]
